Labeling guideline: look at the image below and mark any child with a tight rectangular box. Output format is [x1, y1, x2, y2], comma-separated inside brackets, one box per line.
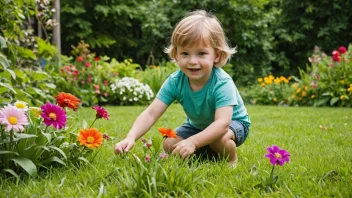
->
[114, 10, 250, 165]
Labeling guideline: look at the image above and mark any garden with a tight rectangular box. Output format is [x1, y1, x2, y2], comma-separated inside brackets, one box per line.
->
[1, 0, 352, 197]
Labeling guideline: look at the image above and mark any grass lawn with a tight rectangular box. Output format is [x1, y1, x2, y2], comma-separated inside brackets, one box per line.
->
[1, 104, 351, 197]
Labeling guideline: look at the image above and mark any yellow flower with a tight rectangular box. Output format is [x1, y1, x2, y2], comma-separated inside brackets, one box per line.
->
[302, 91, 307, 97]
[274, 77, 281, 84]
[128, 58, 133, 63]
[296, 88, 301, 93]
[269, 75, 275, 80]
[14, 101, 28, 112]
[264, 77, 272, 85]
[340, 95, 345, 100]
[304, 86, 308, 91]
[311, 95, 315, 99]
[257, 78, 263, 83]
[261, 82, 266, 87]
[273, 98, 277, 102]
[348, 84, 352, 92]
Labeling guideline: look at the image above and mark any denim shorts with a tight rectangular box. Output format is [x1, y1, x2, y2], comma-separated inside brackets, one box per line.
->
[175, 120, 249, 147]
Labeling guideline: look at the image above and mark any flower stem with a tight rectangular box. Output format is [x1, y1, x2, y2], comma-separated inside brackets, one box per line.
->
[43, 126, 48, 133]
[89, 118, 97, 129]
[268, 165, 276, 186]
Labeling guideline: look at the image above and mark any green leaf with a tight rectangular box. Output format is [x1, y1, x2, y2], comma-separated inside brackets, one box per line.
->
[14, 133, 37, 141]
[0, 82, 17, 94]
[330, 97, 339, 106]
[0, 86, 7, 94]
[2, 169, 20, 181]
[0, 36, 7, 49]
[16, 46, 37, 60]
[11, 157, 37, 177]
[43, 156, 66, 166]
[14, 69, 26, 79]
[0, 151, 19, 155]
[0, 53, 10, 69]
[5, 68, 16, 80]
[48, 146, 67, 160]
[32, 71, 49, 81]
[43, 83, 56, 89]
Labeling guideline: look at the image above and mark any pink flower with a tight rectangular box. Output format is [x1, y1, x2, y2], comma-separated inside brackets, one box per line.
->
[88, 75, 92, 83]
[332, 50, 341, 62]
[92, 105, 109, 120]
[141, 138, 147, 143]
[77, 56, 83, 62]
[145, 154, 151, 163]
[85, 62, 91, 67]
[264, 145, 290, 166]
[41, 102, 67, 129]
[338, 46, 347, 54]
[160, 153, 168, 159]
[103, 92, 108, 97]
[103, 133, 110, 140]
[0, 104, 29, 132]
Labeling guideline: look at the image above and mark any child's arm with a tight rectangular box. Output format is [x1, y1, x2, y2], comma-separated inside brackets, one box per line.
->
[172, 106, 233, 159]
[114, 98, 168, 154]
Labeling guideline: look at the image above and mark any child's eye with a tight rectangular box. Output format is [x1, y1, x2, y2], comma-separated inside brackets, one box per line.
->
[199, 52, 207, 56]
[181, 52, 188, 56]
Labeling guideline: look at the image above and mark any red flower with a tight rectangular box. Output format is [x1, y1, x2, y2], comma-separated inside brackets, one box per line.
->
[92, 105, 109, 120]
[77, 56, 84, 62]
[103, 80, 109, 86]
[85, 62, 91, 67]
[55, 92, 81, 110]
[95, 57, 100, 61]
[338, 46, 347, 54]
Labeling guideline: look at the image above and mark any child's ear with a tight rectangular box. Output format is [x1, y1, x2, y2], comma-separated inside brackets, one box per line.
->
[214, 51, 221, 64]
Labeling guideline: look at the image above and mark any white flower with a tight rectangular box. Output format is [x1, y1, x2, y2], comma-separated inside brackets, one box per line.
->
[14, 101, 28, 112]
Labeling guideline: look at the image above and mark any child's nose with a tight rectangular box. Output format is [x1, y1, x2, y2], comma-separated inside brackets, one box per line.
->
[188, 55, 197, 64]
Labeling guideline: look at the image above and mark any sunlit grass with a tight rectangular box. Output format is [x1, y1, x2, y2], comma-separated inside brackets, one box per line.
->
[1, 105, 351, 197]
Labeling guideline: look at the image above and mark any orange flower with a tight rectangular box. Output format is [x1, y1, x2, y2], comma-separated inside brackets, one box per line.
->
[55, 92, 81, 110]
[158, 128, 177, 138]
[77, 128, 103, 148]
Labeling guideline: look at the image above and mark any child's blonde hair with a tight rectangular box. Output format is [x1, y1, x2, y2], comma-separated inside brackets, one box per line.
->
[165, 10, 236, 67]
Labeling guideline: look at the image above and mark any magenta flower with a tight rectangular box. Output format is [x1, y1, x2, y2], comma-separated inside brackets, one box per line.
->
[41, 102, 66, 129]
[264, 145, 290, 166]
[92, 105, 109, 120]
[0, 104, 29, 132]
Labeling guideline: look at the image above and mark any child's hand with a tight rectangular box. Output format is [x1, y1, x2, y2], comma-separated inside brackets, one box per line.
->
[172, 139, 196, 159]
[114, 137, 135, 154]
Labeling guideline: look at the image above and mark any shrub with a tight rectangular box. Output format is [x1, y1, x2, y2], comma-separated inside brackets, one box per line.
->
[292, 45, 352, 107]
[243, 75, 293, 105]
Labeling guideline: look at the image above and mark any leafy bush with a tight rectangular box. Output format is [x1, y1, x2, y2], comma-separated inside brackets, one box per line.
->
[291, 45, 352, 107]
[242, 75, 293, 106]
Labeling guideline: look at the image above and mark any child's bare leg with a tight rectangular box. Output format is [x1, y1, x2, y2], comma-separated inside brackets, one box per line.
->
[209, 129, 237, 164]
[163, 136, 184, 152]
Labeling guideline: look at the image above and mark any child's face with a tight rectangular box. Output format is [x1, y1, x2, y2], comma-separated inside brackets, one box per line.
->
[176, 40, 219, 85]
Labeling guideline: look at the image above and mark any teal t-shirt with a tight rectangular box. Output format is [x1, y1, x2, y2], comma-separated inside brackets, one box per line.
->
[157, 67, 251, 130]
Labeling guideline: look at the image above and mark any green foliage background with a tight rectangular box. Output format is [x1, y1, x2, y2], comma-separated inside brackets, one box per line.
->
[60, 0, 352, 85]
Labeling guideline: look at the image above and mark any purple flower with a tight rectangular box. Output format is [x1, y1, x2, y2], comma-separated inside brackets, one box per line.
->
[41, 102, 66, 129]
[264, 145, 290, 166]
[92, 105, 109, 120]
